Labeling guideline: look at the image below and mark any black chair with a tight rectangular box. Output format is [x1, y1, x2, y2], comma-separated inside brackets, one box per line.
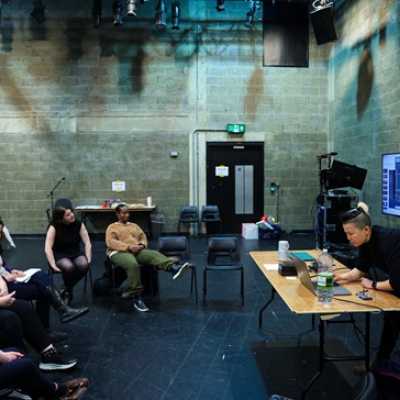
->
[354, 372, 378, 400]
[201, 205, 221, 234]
[203, 237, 244, 306]
[177, 206, 199, 234]
[48, 263, 94, 296]
[158, 236, 198, 304]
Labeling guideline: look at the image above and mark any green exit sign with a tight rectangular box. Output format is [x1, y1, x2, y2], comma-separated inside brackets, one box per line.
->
[226, 123, 246, 134]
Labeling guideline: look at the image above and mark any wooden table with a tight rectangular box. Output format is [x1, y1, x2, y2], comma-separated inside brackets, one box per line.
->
[75, 206, 156, 235]
[250, 249, 400, 399]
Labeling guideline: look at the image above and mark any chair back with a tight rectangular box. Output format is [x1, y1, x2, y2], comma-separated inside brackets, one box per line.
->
[201, 205, 221, 222]
[179, 206, 199, 223]
[354, 373, 378, 400]
[158, 236, 190, 261]
[54, 198, 74, 210]
[207, 237, 239, 266]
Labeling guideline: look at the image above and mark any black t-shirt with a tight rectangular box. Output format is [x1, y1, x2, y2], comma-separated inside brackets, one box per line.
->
[51, 220, 83, 259]
[358, 225, 400, 296]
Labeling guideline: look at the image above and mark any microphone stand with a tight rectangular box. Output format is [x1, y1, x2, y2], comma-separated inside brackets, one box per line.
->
[47, 177, 65, 211]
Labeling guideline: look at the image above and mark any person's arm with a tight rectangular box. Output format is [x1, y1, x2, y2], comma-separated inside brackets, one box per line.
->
[105, 226, 130, 252]
[2, 226, 16, 248]
[361, 278, 394, 291]
[135, 225, 148, 248]
[0, 350, 24, 364]
[0, 289, 15, 308]
[334, 267, 365, 284]
[80, 224, 92, 264]
[44, 226, 61, 273]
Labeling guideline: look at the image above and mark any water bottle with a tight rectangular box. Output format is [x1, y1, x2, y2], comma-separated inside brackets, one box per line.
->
[317, 249, 334, 304]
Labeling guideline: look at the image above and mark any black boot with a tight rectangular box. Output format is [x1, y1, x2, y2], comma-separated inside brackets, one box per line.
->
[46, 287, 89, 323]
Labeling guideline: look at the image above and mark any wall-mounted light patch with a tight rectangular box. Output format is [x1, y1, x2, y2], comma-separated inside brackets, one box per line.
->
[170, 151, 179, 158]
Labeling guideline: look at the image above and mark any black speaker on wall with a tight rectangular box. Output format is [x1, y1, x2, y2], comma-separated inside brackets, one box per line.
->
[310, 2, 337, 45]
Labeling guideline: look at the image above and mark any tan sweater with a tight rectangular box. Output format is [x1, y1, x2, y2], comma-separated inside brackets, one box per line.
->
[105, 222, 148, 256]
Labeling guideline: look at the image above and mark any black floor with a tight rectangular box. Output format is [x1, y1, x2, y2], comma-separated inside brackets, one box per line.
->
[4, 234, 386, 400]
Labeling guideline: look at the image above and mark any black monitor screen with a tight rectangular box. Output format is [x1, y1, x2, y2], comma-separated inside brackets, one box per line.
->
[382, 153, 400, 217]
[326, 160, 367, 190]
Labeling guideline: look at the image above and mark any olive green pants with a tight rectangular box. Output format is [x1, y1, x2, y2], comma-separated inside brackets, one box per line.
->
[110, 249, 173, 295]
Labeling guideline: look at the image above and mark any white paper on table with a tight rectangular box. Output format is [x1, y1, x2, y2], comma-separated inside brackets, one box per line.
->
[286, 276, 297, 280]
[264, 264, 279, 271]
[112, 180, 126, 192]
[16, 268, 41, 283]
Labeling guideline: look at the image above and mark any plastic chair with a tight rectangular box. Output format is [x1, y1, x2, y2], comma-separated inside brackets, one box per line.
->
[177, 206, 199, 234]
[203, 237, 244, 305]
[354, 372, 378, 400]
[200, 205, 221, 235]
[158, 236, 198, 303]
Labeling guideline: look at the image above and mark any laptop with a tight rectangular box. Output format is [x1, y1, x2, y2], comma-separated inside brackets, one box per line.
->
[287, 256, 351, 297]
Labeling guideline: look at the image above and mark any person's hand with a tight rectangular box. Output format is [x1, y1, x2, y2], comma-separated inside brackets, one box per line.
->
[50, 265, 62, 273]
[4, 273, 16, 283]
[334, 271, 353, 285]
[361, 278, 374, 290]
[0, 351, 24, 364]
[11, 270, 25, 278]
[0, 291, 16, 307]
[128, 245, 142, 254]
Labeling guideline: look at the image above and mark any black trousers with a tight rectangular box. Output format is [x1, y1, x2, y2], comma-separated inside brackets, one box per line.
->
[0, 299, 51, 353]
[0, 349, 57, 399]
[7, 272, 52, 329]
[377, 311, 400, 362]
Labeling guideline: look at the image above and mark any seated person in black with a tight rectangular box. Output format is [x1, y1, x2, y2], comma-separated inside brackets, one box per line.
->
[0, 279, 78, 372]
[45, 207, 92, 304]
[0, 253, 88, 329]
[0, 349, 88, 400]
[335, 202, 400, 365]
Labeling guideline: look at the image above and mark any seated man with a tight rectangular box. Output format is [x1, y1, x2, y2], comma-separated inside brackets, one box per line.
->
[105, 204, 190, 312]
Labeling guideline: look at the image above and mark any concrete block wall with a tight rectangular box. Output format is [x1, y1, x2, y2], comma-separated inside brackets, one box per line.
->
[329, 0, 400, 228]
[0, 0, 329, 233]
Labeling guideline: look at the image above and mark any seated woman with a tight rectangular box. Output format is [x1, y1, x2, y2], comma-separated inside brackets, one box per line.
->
[0, 280, 79, 372]
[0, 252, 88, 328]
[45, 207, 92, 305]
[0, 349, 88, 400]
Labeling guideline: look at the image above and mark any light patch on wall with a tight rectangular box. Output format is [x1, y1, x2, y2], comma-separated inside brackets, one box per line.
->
[356, 46, 374, 120]
[244, 67, 264, 121]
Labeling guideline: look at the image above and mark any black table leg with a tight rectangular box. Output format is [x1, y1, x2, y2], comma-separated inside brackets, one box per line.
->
[258, 287, 276, 329]
[302, 317, 325, 400]
[365, 312, 371, 371]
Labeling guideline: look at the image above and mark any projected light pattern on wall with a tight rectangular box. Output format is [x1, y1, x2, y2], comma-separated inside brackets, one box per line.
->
[382, 154, 400, 217]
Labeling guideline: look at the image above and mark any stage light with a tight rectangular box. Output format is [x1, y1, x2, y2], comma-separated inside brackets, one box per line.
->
[127, 0, 137, 16]
[92, 0, 102, 28]
[171, 1, 181, 30]
[155, 0, 167, 31]
[31, 0, 46, 24]
[113, 0, 124, 26]
[216, 0, 225, 12]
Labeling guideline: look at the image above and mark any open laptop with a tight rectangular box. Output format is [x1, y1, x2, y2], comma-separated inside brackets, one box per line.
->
[287, 256, 351, 297]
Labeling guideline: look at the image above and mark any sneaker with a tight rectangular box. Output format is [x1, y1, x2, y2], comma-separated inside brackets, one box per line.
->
[39, 347, 78, 372]
[170, 262, 190, 280]
[133, 296, 149, 312]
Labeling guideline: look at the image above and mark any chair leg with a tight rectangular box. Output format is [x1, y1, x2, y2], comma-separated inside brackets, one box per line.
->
[240, 268, 244, 306]
[203, 269, 207, 305]
[191, 267, 198, 304]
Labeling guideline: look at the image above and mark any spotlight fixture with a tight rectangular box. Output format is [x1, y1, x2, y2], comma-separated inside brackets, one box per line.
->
[92, 0, 102, 28]
[113, 0, 124, 26]
[127, 0, 137, 16]
[245, 0, 260, 28]
[155, 0, 167, 31]
[31, 0, 46, 24]
[216, 0, 225, 12]
[171, 1, 181, 30]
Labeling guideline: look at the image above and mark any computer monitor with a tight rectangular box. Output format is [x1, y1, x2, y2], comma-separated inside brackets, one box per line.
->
[382, 153, 400, 217]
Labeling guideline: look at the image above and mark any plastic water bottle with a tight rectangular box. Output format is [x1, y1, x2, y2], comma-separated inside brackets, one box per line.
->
[317, 249, 334, 304]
